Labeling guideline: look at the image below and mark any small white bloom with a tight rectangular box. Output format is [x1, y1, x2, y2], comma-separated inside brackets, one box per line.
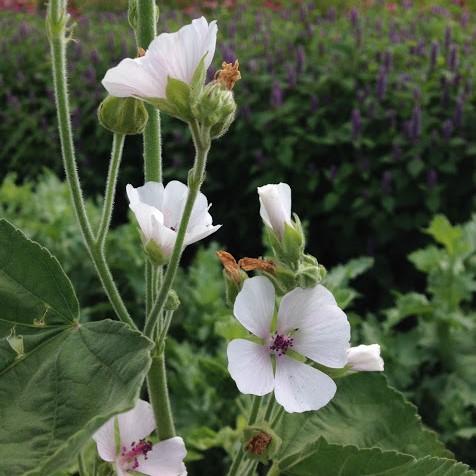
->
[127, 181, 221, 258]
[346, 344, 384, 371]
[227, 276, 350, 413]
[93, 399, 187, 476]
[257, 183, 292, 239]
[102, 17, 217, 99]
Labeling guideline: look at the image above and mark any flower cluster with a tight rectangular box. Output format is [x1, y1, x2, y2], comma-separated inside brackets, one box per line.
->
[223, 183, 384, 413]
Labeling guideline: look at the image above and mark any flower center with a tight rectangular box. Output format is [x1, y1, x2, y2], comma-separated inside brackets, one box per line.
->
[119, 439, 153, 471]
[269, 333, 294, 356]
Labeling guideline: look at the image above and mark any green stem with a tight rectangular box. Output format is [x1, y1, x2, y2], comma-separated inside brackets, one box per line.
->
[96, 133, 125, 248]
[47, 1, 136, 329]
[77, 450, 88, 476]
[263, 394, 275, 422]
[143, 121, 210, 338]
[147, 352, 175, 440]
[227, 396, 262, 476]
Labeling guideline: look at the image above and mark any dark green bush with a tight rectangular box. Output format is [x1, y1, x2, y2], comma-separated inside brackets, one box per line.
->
[1, 2, 475, 305]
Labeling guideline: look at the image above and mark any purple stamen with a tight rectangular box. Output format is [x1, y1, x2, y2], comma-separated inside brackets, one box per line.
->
[269, 333, 294, 357]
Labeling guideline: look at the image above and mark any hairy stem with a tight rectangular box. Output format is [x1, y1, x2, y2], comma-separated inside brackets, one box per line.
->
[144, 121, 210, 338]
[47, 0, 135, 329]
[227, 396, 262, 476]
[147, 352, 176, 440]
[96, 133, 125, 248]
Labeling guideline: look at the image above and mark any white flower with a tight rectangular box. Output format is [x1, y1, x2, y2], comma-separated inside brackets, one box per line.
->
[102, 17, 217, 99]
[346, 344, 384, 371]
[127, 181, 221, 259]
[93, 399, 187, 476]
[257, 183, 292, 239]
[227, 276, 350, 413]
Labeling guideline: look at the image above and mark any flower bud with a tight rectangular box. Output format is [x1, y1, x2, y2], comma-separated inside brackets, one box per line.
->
[98, 96, 148, 135]
[296, 255, 326, 288]
[346, 344, 384, 371]
[144, 238, 169, 266]
[192, 81, 237, 138]
[165, 289, 180, 311]
[243, 424, 282, 463]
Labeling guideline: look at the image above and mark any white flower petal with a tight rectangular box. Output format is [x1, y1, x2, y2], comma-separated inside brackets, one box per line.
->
[258, 183, 292, 238]
[117, 399, 156, 449]
[274, 356, 336, 413]
[292, 304, 350, 368]
[147, 17, 217, 87]
[185, 224, 222, 246]
[138, 437, 187, 476]
[102, 57, 162, 98]
[277, 284, 337, 334]
[347, 344, 384, 371]
[92, 417, 116, 462]
[162, 181, 189, 230]
[233, 276, 275, 339]
[227, 339, 274, 396]
[150, 214, 178, 257]
[128, 182, 165, 210]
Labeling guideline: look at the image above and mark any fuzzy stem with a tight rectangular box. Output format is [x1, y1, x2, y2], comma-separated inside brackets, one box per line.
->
[143, 121, 210, 338]
[77, 451, 88, 476]
[47, 0, 135, 329]
[96, 133, 125, 248]
[147, 352, 175, 440]
[227, 396, 262, 476]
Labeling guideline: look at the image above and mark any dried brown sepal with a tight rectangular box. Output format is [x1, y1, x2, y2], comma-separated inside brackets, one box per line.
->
[217, 250, 242, 283]
[238, 257, 276, 274]
[215, 60, 241, 90]
[137, 47, 146, 57]
[245, 431, 272, 456]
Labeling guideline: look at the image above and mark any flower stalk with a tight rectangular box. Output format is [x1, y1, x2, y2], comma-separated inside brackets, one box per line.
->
[47, 0, 135, 329]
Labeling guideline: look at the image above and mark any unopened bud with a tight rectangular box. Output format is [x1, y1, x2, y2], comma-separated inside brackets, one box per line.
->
[98, 96, 148, 135]
[192, 81, 237, 138]
[7, 328, 24, 359]
[165, 289, 180, 311]
[296, 255, 326, 288]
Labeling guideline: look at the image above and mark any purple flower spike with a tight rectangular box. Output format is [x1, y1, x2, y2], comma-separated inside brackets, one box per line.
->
[430, 41, 439, 70]
[286, 64, 298, 88]
[410, 105, 422, 141]
[376, 67, 387, 100]
[444, 26, 452, 51]
[310, 95, 319, 113]
[453, 97, 464, 129]
[271, 82, 283, 108]
[427, 169, 438, 188]
[381, 171, 393, 194]
[350, 8, 359, 28]
[296, 45, 306, 74]
[448, 45, 458, 71]
[442, 119, 454, 140]
[352, 108, 362, 140]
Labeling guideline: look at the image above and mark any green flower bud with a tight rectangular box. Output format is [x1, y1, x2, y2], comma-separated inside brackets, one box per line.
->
[243, 424, 282, 463]
[165, 289, 180, 311]
[98, 96, 149, 135]
[296, 256, 326, 288]
[144, 239, 169, 266]
[192, 81, 237, 138]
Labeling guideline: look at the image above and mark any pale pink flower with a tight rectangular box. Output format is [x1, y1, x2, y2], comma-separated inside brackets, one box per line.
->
[227, 276, 350, 413]
[102, 17, 217, 99]
[127, 181, 221, 258]
[346, 344, 384, 371]
[93, 399, 187, 476]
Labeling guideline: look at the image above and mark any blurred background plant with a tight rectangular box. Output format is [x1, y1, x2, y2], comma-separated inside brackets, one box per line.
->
[0, 0, 475, 472]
